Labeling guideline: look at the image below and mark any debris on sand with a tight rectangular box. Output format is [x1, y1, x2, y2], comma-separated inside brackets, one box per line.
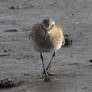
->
[0, 78, 21, 89]
[63, 33, 72, 47]
[0, 53, 9, 57]
[4, 29, 18, 32]
[88, 59, 92, 63]
[9, 5, 22, 9]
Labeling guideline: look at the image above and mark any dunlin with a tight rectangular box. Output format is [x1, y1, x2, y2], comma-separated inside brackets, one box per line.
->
[30, 18, 65, 81]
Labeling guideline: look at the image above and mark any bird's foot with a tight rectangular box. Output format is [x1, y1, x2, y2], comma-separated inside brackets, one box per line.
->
[40, 71, 55, 82]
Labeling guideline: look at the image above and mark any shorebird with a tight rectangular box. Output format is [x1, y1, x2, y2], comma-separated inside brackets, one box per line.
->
[30, 18, 65, 81]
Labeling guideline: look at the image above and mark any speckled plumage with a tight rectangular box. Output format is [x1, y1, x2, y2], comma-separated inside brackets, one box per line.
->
[31, 19, 65, 52]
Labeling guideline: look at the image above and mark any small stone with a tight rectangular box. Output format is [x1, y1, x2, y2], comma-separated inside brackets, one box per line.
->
[72, 13, 74, 16]
[3, 50, 8, 53]
[4, 29, 18, 32]
[10, 6, 15, 9]
[89, 59, 92, 63]
[9, 5, 21, 9]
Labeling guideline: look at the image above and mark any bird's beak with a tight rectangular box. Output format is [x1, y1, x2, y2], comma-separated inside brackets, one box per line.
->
[44, 28, 47, 40]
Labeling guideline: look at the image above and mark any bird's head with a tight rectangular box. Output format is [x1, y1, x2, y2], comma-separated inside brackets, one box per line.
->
[42, 18, 55, 39]
[42, 18, 55, 31]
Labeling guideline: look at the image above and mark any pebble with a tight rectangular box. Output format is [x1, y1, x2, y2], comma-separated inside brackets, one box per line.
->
[0, 78, 21, 88]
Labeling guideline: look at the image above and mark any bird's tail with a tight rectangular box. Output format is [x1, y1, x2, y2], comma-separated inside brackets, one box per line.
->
[63, 33, 72, 48]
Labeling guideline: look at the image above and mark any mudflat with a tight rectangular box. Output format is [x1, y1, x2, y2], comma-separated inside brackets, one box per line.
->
[0, 0, 92, 92]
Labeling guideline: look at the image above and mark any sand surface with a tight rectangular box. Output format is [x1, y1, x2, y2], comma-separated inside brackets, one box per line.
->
[0, 0, 92, 92]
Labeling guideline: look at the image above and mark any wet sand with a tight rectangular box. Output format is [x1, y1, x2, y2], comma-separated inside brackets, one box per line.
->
[0, 0, 92, 92]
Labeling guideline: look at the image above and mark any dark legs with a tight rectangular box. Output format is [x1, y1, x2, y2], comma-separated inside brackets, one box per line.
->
[40, 52, 55, 79]
[40, 53, 47, 75]
[46, 52, 55, 72]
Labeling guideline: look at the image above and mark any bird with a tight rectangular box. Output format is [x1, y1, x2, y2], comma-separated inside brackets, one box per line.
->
[30, 18, 65, 81]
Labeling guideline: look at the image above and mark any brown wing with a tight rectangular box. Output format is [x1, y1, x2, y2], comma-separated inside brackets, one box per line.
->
[51, 25, 65, 46]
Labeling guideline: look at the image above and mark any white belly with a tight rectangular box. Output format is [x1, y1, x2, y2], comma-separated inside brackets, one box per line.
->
[31, 39, 62, 52]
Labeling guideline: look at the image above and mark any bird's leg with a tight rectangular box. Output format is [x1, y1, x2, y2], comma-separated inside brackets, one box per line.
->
[46, 51, 55, 75]
[40, 52, 55, 82]
[40, 53, 48, 78]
